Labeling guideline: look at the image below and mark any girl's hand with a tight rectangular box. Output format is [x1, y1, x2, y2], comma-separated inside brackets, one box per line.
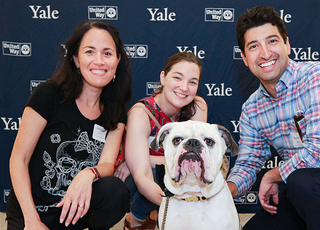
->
[114, 161, 130, 182]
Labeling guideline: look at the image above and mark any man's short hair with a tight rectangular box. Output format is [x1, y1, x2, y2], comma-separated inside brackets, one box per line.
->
[236, 5, 288, 56]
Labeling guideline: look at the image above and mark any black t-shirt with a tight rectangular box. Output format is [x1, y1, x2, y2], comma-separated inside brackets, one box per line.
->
[7, 81, 126, 217]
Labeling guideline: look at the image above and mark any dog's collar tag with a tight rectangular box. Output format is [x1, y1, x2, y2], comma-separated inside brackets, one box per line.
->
[182, 195, 207, 202]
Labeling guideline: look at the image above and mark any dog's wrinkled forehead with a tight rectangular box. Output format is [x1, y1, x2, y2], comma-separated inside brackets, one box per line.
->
[163, 121, 220, 146]
[152, 120, 239, 157]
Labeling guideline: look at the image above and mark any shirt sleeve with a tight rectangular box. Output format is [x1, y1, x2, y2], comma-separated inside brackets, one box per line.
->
[26, 81, 60, 121]
[119, 108, 127, 125]
[279, 64, 320, 182]
[227, 103, 272, 199]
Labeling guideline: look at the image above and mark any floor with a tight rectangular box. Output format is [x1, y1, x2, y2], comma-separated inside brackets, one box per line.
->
[0, 212, 254, 229]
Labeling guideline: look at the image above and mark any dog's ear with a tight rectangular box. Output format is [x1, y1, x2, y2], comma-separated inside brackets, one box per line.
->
[217, 125, 239, 157]
[150, 122, 176, 152]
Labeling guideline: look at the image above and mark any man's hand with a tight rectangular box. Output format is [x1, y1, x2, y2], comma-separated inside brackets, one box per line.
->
[258, 167, 283, 215]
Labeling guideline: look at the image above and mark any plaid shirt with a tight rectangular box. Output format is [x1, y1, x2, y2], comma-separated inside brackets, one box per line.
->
[227, 59, 320, 198]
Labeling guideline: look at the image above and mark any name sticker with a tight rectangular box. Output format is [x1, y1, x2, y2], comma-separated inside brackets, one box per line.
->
[148, 136, 155, 148]
[93, 124, 107, 143]
[291, 131, 303, 148]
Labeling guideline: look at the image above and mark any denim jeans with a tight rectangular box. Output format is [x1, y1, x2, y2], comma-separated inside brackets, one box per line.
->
[125, 168, 159, 222]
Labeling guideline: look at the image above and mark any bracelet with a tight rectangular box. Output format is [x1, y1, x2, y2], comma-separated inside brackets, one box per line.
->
[90, 167, 101, 181]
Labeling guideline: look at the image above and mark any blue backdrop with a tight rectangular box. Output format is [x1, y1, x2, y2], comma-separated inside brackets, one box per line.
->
[1, 0, 320, 213]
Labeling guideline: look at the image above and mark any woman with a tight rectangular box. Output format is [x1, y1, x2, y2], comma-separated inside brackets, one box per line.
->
[118, 52, 207, 229]
[6, 20, 131, 229]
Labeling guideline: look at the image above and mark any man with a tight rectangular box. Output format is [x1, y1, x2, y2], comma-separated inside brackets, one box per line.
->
[227, 5, 320, 230]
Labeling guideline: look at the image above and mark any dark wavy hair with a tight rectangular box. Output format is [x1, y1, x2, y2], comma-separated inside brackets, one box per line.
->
[50, 20, 132, 130]
[236, 5, 288, 56]
[153, 52, 202, 121]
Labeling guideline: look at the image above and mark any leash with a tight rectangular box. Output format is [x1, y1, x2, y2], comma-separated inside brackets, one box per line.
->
[160, 195, 170, 230]
[160, 188, 174, 230]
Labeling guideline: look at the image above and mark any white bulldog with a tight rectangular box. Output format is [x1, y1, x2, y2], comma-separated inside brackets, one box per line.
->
[152, 120, 241, 230]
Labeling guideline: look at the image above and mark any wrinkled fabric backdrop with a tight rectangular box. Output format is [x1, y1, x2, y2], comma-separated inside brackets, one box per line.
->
[1, 0, 319, 213]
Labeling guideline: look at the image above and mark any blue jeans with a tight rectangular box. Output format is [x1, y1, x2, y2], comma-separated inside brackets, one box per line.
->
[125, 168, 159, 222]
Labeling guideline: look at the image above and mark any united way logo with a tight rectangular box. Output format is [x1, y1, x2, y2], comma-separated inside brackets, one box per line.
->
[2, 41, 31, 57]
[125, 45, 148, 58]
[88, 6, 118, 20]
[205, 8, 234, 22]
[30, 80, 46, 93]
[233, 46, 242, 60]
[236, 191, 258, 204]
[146, 82, 159, 95]
[4, 189, 10, 203]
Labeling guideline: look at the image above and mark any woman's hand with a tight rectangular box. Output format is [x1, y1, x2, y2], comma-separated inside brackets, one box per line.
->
[114, 161, 130, 182]
[56, 168, 94, 227]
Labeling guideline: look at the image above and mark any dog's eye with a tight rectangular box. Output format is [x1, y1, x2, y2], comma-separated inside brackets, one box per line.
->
[204, 138, 215, 147]
[172, 137, 183, 145]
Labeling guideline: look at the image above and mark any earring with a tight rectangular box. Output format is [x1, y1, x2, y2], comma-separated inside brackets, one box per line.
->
[113, 75, 116, 82]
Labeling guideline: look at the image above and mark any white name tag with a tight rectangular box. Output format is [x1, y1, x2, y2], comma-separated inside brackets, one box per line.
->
[148, 136, 155, 148]
[291, 131, 303, 148]
[93, 124, 107, 143]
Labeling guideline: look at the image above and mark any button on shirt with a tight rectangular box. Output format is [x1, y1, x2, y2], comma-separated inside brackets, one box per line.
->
[227, 59, 320, 198]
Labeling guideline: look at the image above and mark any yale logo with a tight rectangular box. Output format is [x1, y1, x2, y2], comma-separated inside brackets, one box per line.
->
[147, 8, 176, 21]
[205, 83, 232, 96]
[291, 47, 319, 61]
[1, 117, 21, 131]
[177, 46, 205, 59]
[29, 5, 59, 19]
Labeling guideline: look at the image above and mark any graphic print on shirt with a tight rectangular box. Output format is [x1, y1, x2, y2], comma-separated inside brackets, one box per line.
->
[39, 130, 103, 211]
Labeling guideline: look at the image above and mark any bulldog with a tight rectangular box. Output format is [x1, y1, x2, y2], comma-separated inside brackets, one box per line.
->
[152, 120, 241, 230]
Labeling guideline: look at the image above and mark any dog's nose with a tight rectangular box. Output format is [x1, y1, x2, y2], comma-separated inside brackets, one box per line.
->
[187, 138, 200, 147]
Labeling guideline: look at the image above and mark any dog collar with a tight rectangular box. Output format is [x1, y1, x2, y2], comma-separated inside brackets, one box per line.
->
[182, 196, 207, 202]
[161, 188, 208, 202]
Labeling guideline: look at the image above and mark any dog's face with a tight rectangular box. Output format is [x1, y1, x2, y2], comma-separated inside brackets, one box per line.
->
[152, 120, 238, 196]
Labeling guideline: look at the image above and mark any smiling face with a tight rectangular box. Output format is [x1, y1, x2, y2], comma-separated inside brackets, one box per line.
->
[242, 23, 291, 89]
[159, 60, 200, 112]
[73, 28, 120, 91]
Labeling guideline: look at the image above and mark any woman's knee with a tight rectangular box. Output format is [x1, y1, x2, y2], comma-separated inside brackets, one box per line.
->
[92, 176, 130, 208]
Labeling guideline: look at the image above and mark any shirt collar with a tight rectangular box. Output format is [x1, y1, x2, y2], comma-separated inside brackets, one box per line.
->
[259, 58, 294, 98]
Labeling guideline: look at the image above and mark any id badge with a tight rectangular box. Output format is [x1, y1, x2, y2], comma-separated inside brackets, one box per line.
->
[93, 124, 107, 143]
[291, 131, 303, 148]
[148, 136, 155, 148]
